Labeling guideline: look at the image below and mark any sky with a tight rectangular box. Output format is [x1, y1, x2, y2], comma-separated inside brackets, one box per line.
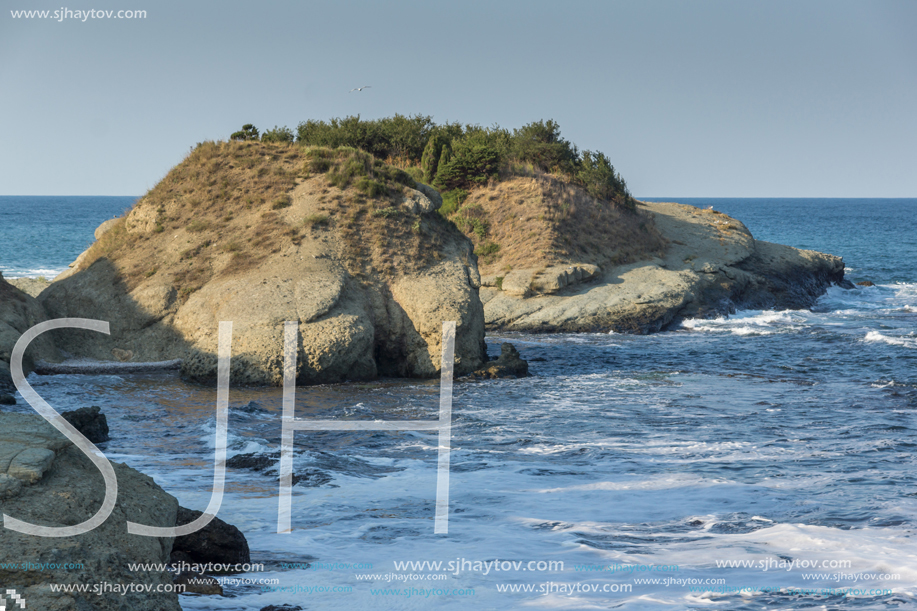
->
[0, 0, 914, 197]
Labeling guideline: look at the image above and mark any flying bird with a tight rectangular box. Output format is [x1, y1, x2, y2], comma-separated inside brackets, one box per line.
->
[349, 86, 371, 93]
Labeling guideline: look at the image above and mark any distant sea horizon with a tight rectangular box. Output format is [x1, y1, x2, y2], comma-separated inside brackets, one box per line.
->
[1, 195, 915, 282]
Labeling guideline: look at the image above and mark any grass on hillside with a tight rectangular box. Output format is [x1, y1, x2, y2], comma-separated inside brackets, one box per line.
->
[79, 141, 469, 301]
[438, 170, 667, 275]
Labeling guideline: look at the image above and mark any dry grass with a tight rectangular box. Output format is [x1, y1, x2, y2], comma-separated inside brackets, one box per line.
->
[446, 172, 667, 275]
[76, 141, 466, 299]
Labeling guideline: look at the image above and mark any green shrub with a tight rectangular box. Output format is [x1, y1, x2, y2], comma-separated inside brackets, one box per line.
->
[261, 125, 294, 143]
[186, 220, 209, 233]
[510, 119, 577, 174]
[421, 134, 449, 183]
[453, 214, 488, 240]
[373, 160, 416, 188]
[230, 124, 260, 141]
[474, 241, 500, 264]
[576, 150, 629, 202]
[356, 177, 386, 198]
[434, 143, 500, 191]
[371, 206, 399, 218]
[296, 114, 434, 162]
[438, 189, 468, 216]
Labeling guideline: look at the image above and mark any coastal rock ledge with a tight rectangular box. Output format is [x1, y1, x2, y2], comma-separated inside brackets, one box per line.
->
[0, 412, 180, 611]
[481, 201, 850, 333]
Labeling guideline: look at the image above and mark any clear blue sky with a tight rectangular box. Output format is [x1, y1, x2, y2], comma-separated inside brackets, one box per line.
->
[1, 0, 914, 197]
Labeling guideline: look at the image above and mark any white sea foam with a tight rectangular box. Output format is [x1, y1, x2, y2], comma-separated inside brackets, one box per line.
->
[681, 309, 809, 336]
[864, 330, 917, 349]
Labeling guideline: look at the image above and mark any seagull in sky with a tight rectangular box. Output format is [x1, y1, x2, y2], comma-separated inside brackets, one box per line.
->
[349, 86, 371, 93]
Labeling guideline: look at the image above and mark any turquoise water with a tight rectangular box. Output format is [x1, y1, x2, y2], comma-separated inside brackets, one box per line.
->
[0, 196, 135, 278]
[3, 197, 917, 609]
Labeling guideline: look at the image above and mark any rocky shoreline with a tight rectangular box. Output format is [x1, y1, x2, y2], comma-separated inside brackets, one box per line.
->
[0, 411, 181, 611]
[480, 201, 850, 333]
[0, 198, 852, 392]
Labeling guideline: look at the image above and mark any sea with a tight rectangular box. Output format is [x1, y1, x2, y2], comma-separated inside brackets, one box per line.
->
[1, 196, 916, 610]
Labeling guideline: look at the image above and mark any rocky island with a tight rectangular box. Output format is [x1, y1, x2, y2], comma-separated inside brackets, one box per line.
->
[0, 116, 852, 391]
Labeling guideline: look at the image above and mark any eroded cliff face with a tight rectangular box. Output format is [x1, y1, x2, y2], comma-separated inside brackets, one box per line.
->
[39, 147, 486, 385]
[0, 413, 180, 611]
[481, 201, 848, 333]
[0, 276, 59, 393]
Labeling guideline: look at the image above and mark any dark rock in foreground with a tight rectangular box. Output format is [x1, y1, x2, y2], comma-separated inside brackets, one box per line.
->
[61, 405, 110, 443]
[171, 506, 251, 574]
[0, 412, 179, 611]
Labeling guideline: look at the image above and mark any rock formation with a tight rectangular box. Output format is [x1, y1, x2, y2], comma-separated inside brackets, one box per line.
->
[0, 412, 180, 611]
[60, 405, 110, 443]
[0, 275, 59, 394]
[38, 142, 486, 385]
[471, 343, 529, 379]
[481, 201, 849, 332]
[171, 506, 251, 573]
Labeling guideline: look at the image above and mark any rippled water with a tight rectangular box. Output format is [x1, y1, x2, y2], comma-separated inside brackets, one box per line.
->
[5, 199, 917, 609]
[0, 196, 134, 278]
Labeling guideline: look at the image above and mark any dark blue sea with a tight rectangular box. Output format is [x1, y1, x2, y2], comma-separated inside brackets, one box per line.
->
[2, 197, 916, 609]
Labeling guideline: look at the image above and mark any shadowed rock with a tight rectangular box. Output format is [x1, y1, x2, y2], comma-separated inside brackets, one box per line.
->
[0, 412, 179, 611]
[61, 405, 110, 443]
[171, 507, 251, 574]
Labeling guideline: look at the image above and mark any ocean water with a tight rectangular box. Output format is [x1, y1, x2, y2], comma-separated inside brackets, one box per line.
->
[2, 197, 917, 610]
[0, 196, 135, 278]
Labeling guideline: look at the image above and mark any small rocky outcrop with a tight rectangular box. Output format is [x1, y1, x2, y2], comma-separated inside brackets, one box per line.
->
[0, 412, 180, 611]
[482, 202, 850, 333]
[261, 606, 303, 611]
[61, 405, 110, 443]
[171, 506, 251, 574]
[0, 274, 59, 394]
[471, 343, 529, 379]
[857, 280, 875, 287]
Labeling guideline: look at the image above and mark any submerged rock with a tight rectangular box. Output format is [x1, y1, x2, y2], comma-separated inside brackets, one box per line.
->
[226, 452, 334, 487]
[173, 570, 223, 596]
[472, 343, 529, 379]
